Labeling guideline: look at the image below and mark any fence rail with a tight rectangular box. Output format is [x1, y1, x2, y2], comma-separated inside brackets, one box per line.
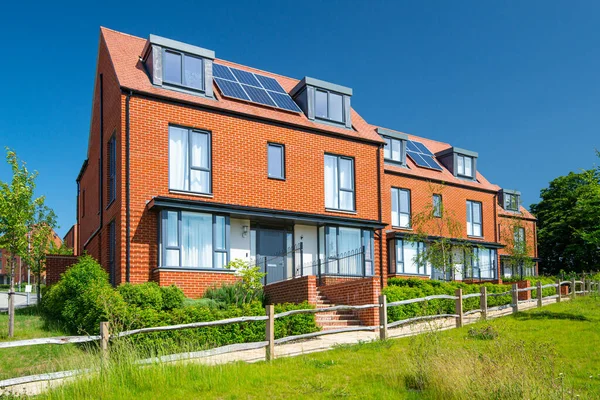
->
[1, 278, 597, 390]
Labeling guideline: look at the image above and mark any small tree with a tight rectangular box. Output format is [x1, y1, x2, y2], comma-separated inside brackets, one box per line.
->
[407, 182, 475, 280]
[23, 203, 58, 303]
[0, 149, 43, 337]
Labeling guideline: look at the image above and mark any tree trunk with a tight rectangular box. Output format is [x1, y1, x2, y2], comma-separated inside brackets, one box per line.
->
[8, 256, 15, 338]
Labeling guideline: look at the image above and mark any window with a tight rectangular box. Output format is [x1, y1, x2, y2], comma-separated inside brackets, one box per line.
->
[391, 188, 411, 228]
[514, 227, 525, 250]
[169, 126, 211, 194]
[383, 136, 404, 164]
[108, 221, 116, 286]
[108, 136, 116, 205]
[324, 154, 354, 211]
[464, 248, 497, 279]
[322, 226, 374, 276]
[315, 89, 344, 123]
[505, 193, 519, 211]
[433, 194, 442, 218]
[391, 239, 428, 275]
[466, 200, 482, 237]
[160, 210, 229, 269]
[163, 50, 204, 91]
[457, 155, 473, 177]
[267, 143, 285, 179]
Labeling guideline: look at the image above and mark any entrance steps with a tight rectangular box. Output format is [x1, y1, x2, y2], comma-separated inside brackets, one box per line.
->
[314, 289, 361, 331]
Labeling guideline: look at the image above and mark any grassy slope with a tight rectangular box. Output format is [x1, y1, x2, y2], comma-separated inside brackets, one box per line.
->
[0, 308, 92, 380]
[35, 297, 600, 400]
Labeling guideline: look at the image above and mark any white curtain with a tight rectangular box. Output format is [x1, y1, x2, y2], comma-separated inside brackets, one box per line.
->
[169, 127, 189, 191]
[391, 189, 399, 226]
[403, 241, 418, 274]
[190, 132, 209, 193]
[472, 202, 482, 236]
[324, 155, 338, 209]
[399, 190, 410, 227]
[339, 227, 361, 275]
[339, 158, 353, 210]
[181, 212, 212, 268]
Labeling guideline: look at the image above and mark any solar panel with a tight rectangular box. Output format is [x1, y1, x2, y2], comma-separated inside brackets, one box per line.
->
[212, 63, 302, 113]
[406, 140, 442, 171]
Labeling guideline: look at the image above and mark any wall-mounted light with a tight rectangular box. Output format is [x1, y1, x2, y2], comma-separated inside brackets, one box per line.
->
[242, 225, 249, 238]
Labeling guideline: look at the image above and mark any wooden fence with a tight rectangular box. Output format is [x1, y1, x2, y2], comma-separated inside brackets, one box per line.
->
[1, 278, 598, 389]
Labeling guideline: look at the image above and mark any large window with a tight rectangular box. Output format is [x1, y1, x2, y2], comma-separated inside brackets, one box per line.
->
[505, 193, 519, 211]
[108, 136, 116, 205]
[383, 136, 405, 164]
[315, 89, 344, 123]
[391, 188, 411, 228]
[160, 210, 229, 269]
[390, 239, 428, 276]
[464, 248, 497, 280]
[466, 200, 482, 237]
[457, 155, 473, 178]
[267, 143, 285, 179]
[163, 49, 204, 91]
[324, 154, 355, 211]
[514, 227, 525, 250]
[321, 226, 374, 276]
[169, 126, 211, 194]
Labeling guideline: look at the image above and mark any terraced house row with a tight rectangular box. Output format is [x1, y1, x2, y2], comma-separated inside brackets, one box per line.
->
[64, 28, 538, 320]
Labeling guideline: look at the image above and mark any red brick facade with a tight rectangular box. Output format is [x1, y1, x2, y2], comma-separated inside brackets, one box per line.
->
[45, 255, 79, 285]
[318, 277, 380, 326]
[264, 275, 318, 305]
[72, 27, 537, 307]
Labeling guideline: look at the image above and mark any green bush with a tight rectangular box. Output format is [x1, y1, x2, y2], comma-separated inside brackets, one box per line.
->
[118, 282, 164, 311]
[384, 278, 512, 322]
[203, 282, 264, 307]
[40, 255, 128, 334]
[160, 285, 186, 310]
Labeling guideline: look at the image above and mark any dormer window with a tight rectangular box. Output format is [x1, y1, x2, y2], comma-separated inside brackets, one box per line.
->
[142, 34, 215, 98]
[457, 154, 473, 178]
[315, 90, 344, 123]
[163, 50, 203, 91]
[377, 128, 407, 166]
[435, 147, 478, 181]
[291, 77, 352, 129]
[500, 189, 521, 212]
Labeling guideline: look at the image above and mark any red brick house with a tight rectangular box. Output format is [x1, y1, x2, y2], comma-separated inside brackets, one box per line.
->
[68, 27, 537, 311]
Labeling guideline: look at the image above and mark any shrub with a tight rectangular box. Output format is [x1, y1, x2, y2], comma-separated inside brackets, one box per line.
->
[118, 282, 163, 311]
[160, 285, 185, 310]
[204, 282, 264, 307]
[41, 255, 128, 334]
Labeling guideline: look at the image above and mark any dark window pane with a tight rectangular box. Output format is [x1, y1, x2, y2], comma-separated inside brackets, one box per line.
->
[184, 55, 203, 90]
[315, 90, 328, 119]
[164, 51, 182, 84]
[268, 144, 284, 178]
[329, 92, 343, 122]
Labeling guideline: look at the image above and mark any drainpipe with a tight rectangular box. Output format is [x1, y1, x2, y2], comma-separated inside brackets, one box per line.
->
[126, 91, 132, 283]
[377, 145, 384, 289]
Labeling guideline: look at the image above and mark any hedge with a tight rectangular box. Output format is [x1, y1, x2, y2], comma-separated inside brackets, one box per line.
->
[384, 278, 512, 322]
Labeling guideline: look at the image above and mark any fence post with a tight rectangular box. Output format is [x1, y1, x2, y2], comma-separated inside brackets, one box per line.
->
[265, 304, 274, 361]
[536, 281, 543, 308]
[479, 286, 488, 321]
[378, 294, 388, 340]
[556, 279, 561, 303]
[571, 278, 576, 300]
[100, 321, 110, 364]
[455, 288, 463, 328]
[511, 283, 519, 314]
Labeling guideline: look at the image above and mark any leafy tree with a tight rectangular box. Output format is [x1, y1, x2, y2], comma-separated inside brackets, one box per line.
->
[498, 213, 535, 279]
[23, 203, 58, 303]
[0, 149, 46, 337]
[408, 182, 475, 280]
[530, 168, 600, 274]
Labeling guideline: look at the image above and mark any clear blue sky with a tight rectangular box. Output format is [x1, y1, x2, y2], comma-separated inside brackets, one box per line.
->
[0, 1, 598, 237]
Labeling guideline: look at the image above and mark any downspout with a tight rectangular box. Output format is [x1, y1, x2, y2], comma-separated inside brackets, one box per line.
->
[98, 73, 104, 264]
[493, 193, 498, 279]
[126, 91, 132, 282]
[377, 145, 384, 289]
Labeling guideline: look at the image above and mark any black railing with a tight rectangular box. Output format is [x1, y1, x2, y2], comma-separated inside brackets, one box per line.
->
[250, 243, 304, 285]
[302, 246, 367, 286]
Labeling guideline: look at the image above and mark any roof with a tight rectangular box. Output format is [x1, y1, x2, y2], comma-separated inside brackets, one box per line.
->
[378, 127, 501, 192]
[496, 203, 536, 220]
[100, 27, 384, 144]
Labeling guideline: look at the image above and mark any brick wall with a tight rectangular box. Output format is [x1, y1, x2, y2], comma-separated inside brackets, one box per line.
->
[151, 269, 239, 298]
[516, 280, 531, 301]
[263, 276, 317, 305]
[46, 255, 79, 285]
[318, 277, 380, 326]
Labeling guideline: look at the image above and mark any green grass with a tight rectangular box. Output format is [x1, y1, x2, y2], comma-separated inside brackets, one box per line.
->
[26, 296, 600, 399]
[0, 307, 94, 380]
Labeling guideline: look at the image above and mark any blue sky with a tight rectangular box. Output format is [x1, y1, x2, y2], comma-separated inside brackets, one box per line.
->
[0, 1, 598, 237]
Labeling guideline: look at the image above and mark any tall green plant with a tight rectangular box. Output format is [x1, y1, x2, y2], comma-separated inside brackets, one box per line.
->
[0, 149, 47, 337]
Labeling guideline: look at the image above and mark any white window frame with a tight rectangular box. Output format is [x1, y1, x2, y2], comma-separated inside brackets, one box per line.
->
[457, 154, 474, 178]
[169, 126, 212, 195]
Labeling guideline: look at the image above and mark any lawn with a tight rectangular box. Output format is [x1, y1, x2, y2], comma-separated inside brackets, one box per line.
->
[27, 296, 600, 399]
[0, 307, 94, 381]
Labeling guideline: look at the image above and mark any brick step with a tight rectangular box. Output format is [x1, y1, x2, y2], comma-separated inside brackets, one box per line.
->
[315, 314, 356, 321]
[318, 320, 361, 327]
[315, 310, 355, 317]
